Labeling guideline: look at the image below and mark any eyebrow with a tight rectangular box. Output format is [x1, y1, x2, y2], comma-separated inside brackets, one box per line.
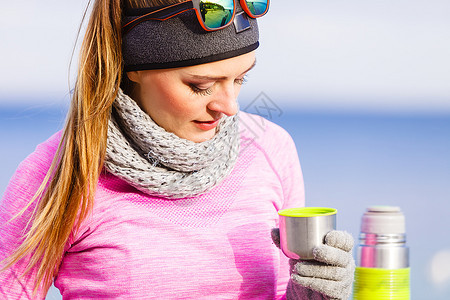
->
[188, 59, 257, 81]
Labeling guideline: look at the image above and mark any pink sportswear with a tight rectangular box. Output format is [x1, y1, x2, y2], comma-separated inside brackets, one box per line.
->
[0, 112, 305, 299]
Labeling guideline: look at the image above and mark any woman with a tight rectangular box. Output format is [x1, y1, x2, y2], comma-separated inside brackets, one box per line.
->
[0, 0, 354, 299]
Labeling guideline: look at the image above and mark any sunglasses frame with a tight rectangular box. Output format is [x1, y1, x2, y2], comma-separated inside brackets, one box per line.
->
[123, 0, 269, 34]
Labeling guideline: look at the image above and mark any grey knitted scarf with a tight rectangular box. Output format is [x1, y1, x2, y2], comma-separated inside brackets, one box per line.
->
[104, 89, 240, 199]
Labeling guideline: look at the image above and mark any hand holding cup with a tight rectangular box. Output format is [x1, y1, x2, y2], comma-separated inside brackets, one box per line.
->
[274, 207, 355, 299]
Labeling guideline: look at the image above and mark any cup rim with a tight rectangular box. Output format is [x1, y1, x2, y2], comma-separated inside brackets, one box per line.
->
[278, 207, 337, 217]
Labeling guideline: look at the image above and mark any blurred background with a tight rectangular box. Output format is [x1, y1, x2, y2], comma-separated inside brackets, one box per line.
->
[1, 0, 449, 299]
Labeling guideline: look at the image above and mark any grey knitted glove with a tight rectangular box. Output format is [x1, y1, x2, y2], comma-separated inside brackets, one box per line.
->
[271, 229, 355, 300]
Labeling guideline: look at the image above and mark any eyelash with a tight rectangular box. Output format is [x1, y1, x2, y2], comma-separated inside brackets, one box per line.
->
[235, 75, 248, 85]
[189, 84, 213, 96]
[189, 75, 249, 96]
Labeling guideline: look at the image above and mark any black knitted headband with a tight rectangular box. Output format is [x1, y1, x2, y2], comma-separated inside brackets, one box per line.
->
[122, 3, 259, 71]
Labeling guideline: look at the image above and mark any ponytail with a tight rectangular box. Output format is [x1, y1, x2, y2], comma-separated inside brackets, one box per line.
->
[3, 0, 123, 294]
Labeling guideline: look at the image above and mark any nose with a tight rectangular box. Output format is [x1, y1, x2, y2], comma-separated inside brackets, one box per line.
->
[207, 82, 239, 116]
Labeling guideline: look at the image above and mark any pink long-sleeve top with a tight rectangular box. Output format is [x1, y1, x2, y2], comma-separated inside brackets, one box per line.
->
[0, 112, 305, 299]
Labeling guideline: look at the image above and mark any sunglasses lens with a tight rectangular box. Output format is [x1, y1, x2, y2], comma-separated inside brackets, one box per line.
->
[245, 0, 268, 16]
[199, 0, 234, 29]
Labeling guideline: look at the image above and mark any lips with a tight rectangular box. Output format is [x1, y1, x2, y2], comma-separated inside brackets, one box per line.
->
[193, 118, 221, 131]
[194, 120, 217, 124]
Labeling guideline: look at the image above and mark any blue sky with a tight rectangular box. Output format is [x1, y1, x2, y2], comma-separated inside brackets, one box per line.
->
[0, 0, 449, 113]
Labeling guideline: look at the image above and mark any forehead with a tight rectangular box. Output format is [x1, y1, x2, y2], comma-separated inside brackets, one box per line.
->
[176, 51, 256, 77]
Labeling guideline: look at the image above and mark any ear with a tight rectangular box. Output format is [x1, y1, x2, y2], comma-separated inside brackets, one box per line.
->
[126, 71, 141, 83]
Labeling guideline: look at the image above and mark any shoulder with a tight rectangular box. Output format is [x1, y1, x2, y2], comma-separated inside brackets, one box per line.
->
[238, 111, 296, 154]
[1, 131, 62, 208]
[16, 130, 62, 177]
[237, 111, 304, 207]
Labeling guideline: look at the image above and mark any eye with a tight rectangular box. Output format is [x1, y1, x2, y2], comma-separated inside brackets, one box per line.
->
[235, 75, 248, 85]
[189, 84, 213, 96]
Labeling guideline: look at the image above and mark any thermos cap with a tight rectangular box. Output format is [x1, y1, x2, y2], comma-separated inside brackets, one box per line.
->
[361, 206, 405, 234]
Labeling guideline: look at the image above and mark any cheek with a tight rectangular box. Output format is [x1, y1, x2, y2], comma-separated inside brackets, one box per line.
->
[149, 82, 197, 121]
[158, 92, 196, 122]
[139, 77, 187, 115]
[163, 94, 192, 114]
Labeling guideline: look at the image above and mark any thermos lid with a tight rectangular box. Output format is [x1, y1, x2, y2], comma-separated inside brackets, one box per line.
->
[361, 206, 405, 234]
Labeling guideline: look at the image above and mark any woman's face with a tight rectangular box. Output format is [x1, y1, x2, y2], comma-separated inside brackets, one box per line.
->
[126, 51, 256, 143]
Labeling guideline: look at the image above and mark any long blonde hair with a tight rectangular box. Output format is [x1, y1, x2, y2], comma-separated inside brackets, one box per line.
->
[2, 0, 181, 295]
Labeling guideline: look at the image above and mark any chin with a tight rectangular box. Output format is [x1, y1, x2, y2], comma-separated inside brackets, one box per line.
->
[186, 131, 215, 143]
